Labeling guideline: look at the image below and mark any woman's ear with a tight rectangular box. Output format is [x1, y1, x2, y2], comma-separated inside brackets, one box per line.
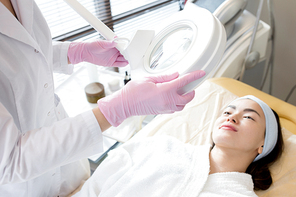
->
[258, 145, 264, 154]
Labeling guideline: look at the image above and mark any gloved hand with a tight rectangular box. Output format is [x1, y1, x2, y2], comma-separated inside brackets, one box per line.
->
[67, 40, 128, 67]
[97, 70, 206, 127]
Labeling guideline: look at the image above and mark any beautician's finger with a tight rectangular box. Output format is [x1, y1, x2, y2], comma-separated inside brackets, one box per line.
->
[96, 39, 117, 49]
[112, 61, 129, 67]
[178, 90, 196, 104]
[175, 105, 185, 111]
[116, 55, 128, 62]
[146, 72, 179, 83]
[174, 93, 196, 111]
[172, 70, 206, 89]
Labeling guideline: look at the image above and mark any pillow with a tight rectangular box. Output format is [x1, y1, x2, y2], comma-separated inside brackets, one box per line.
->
[130, 80, 296, 196]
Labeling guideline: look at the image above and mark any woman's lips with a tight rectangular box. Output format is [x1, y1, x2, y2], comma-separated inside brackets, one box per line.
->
[219, 125, 237, 132]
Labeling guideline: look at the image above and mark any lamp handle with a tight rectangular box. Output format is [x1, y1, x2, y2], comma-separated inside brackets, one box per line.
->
[63, 0, 126, 52]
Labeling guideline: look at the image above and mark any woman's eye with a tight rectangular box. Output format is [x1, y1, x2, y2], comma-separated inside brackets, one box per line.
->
[223, 111, 231, 115]
[244, 116, 254, 121]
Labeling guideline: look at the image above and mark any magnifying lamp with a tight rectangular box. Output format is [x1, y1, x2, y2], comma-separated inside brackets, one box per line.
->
[63, 0, 226, 94]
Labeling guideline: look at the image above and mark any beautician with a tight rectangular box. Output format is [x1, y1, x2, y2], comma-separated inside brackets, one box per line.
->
[0, 0, 205, 196]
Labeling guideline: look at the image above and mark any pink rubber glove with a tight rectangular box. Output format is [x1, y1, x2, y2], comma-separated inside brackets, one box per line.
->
[97, 70, 206, 127]
[67, 40, 128, 67]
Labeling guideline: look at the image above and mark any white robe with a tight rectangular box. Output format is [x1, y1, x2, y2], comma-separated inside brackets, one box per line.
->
[74, 136, 258, 197]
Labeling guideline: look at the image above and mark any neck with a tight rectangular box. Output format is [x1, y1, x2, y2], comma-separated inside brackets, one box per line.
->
[0, 0, 17, 18]
[209, 146, 254, 174]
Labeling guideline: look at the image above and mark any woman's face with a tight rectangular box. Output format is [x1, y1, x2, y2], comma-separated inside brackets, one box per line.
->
[212, 99, 266, 155]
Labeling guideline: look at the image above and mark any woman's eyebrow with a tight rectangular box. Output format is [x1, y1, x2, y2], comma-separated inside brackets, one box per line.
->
[227, 105, 236, 109]
[227, 105, 261, 117]
[244, 108, 261, 117]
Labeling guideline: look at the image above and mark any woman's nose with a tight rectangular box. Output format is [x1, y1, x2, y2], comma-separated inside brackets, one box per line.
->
[227, 116, 236, 123]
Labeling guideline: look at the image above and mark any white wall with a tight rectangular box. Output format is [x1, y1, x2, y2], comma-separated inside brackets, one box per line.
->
[244, 0, 296, 106]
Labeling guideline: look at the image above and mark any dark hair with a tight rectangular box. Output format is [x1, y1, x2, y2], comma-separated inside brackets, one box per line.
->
[246, 109, 284, 191]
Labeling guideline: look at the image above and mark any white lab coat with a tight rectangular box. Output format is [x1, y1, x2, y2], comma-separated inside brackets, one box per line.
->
[0, 0, 104, 196]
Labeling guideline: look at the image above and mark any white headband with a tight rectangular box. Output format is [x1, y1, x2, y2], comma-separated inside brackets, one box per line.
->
[232, 95, 278, 162]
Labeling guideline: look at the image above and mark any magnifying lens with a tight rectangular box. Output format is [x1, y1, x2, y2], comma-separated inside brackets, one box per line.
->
[63, 0, 226, 95]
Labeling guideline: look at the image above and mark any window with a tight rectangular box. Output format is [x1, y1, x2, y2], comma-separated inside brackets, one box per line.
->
[35, 0, 181, 41]
[35, 0, 181, 89]
[35, 0, 97, 39]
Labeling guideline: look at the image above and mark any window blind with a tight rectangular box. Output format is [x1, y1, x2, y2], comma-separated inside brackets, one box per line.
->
[35, 0, 181, 41]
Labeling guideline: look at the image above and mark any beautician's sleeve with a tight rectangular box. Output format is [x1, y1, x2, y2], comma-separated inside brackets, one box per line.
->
[0, 102, 103, 185]
[52, 41, 74, 75]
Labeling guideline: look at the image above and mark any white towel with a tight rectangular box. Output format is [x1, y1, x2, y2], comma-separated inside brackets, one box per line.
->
[200, 172, 258, 197]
